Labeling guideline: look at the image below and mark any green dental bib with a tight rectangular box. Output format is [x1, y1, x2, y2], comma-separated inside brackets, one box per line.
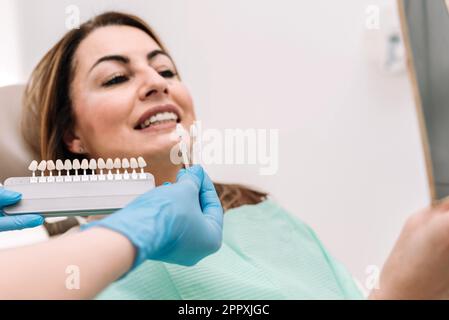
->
[97, 200, 363, 300]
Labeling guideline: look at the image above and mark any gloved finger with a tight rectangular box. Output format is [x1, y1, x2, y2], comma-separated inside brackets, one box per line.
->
[0, 188, 22, 209]
[0, 213, 44, 231]
[176, 165, 223, 224]
[176, 168, 187, 181]
[162, 182, 172, 186]
[176, 165, 202, 190]
[198, 169, 223, 226]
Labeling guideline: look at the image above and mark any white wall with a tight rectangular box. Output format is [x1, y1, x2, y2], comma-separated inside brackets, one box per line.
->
[0, 0, 430, 289]
[0, 0, 23, 86]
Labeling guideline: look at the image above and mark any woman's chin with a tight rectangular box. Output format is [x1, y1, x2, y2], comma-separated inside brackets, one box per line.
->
[123, 119, 189, 166]
[139, 136, 180, 161]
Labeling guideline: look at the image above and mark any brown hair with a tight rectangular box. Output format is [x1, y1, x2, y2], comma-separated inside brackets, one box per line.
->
[22, 11, 267, 214]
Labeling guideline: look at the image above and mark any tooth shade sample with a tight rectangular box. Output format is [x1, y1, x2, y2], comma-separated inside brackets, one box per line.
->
[38, 160, 47, 172]
[28, 160, 38, 172]
[72, 159, 81, 170]
[130, 158, 138, 169]
[176, 123, 187, 138]
[64, 159, 72, 171]
[89, 159, 97, 170]
[97, 158, 106, 170]
[56, 159, 64, 172]
[81, 159, 89, 170]
[137, 157, 146, 168]
[47, 160, 56, 171]
[122, 158, 130, 169]
[106, 158, 114, 170]
[114, 158, 121, 169]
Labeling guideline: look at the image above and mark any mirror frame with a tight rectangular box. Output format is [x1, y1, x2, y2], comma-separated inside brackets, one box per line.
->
[397, 0, 438, 204]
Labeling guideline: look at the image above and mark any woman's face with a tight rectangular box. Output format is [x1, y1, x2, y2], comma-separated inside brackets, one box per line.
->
[67, 25, 195, 166]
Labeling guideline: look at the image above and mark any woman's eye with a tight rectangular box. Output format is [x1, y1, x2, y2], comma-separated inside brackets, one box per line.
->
[102, 75, 129, 87]
[158, 70, 177, 78]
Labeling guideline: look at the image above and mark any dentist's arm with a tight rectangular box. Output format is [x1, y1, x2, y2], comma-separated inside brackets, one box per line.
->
[0, 226, 135, 299]
[0, 165, 223, 299]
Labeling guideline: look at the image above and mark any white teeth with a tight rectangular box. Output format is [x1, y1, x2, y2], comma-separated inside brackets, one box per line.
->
[139, 112, 178, 129]
[156, 112, 178, 122]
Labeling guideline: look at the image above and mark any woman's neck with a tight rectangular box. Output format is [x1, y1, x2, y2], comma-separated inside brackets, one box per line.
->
[148, 159, 183, 186]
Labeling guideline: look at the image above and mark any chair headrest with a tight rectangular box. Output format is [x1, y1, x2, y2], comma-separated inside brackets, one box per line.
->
[0, 85, 39, 183]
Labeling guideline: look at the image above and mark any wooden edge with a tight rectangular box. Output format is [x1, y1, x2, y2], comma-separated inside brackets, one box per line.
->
[397, 0, 437, 205]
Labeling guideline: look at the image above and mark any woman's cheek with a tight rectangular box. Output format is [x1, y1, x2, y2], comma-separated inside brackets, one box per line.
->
[175, 85, 196, 119]
[90, 92, 133, 125]
[78, 102, 124, 141]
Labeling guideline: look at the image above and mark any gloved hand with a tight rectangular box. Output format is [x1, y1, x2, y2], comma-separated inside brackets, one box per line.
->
[81, 165, 223, 269]
[0, 187, 44, 232]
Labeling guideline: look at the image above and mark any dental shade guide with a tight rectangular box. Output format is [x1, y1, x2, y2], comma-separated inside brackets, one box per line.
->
[137, 157, 147, 179]
[2, 157, 155, 218]
[190, 123, 199, 165]
[130, 157, 139, 179]
[176, 123, 191, 168]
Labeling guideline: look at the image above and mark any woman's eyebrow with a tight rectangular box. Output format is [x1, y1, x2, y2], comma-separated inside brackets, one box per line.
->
[147, 49, 171, 61]
[89, 50, 172, 74]
[89, 55, 129, 73]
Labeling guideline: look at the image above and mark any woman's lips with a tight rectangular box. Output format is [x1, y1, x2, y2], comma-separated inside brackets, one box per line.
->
[137, 119, 177, 133]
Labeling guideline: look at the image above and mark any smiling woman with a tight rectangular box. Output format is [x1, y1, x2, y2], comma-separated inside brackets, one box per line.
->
[18, 11, 371, 300]
[22, 11, 267, 211]
[16, 9, 449, 300]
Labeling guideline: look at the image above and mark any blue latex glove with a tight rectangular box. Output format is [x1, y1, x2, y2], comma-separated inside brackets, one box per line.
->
[0, 187, 44, 231]
[81, 165, 224, 269]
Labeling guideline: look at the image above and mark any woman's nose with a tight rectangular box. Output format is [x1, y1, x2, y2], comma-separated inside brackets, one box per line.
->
[138, 68, 169, 101]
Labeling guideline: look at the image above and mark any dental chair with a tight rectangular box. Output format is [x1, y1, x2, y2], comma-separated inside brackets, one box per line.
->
[0, 85, 35, 182]
[0, 84, 78, 247]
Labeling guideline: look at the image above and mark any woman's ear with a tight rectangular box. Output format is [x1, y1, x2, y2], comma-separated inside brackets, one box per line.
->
[63, 128, 86, 155]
